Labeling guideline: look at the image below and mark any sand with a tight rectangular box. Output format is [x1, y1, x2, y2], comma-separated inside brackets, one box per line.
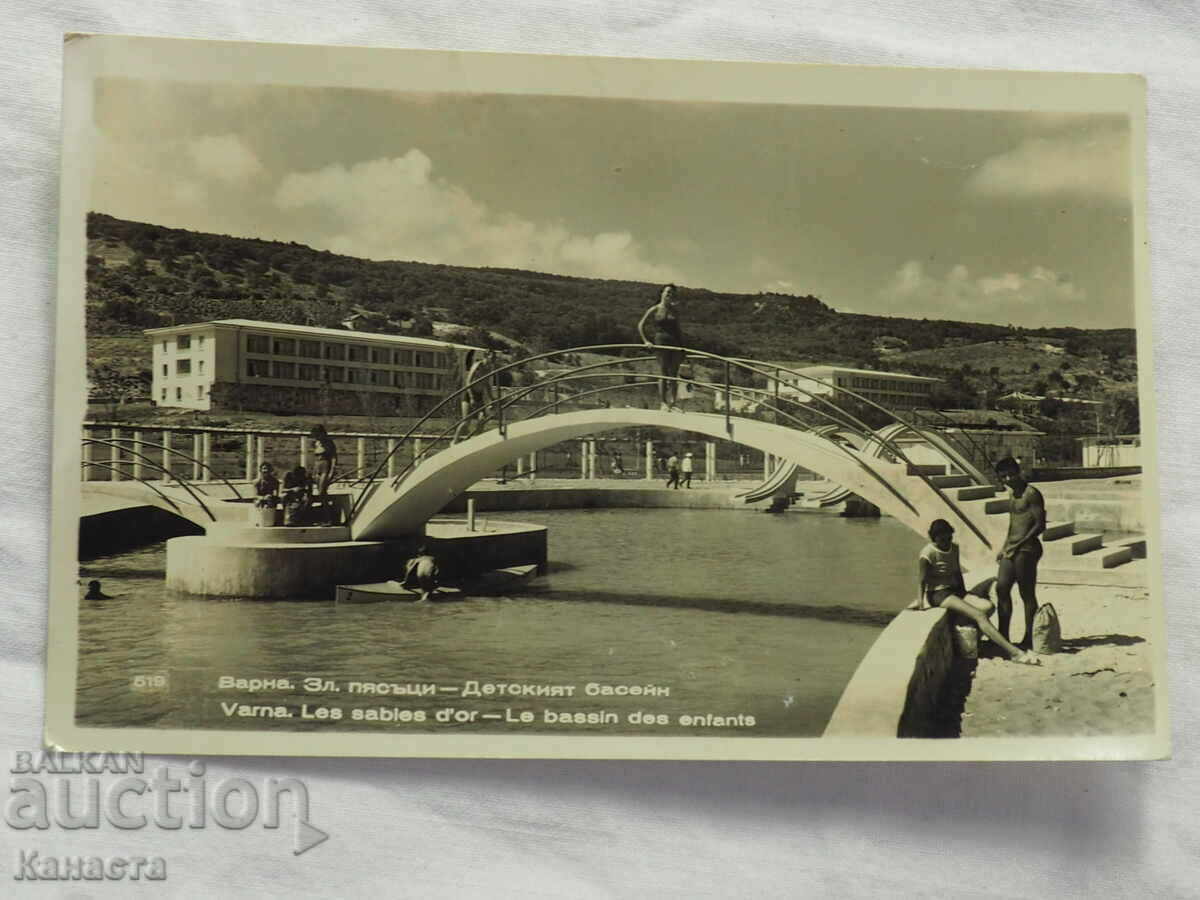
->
[959, 584, 1156, 737]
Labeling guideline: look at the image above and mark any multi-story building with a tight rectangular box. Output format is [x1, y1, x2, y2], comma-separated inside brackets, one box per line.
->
[145, 319, 483, 415]
[767, 363, 940, 411]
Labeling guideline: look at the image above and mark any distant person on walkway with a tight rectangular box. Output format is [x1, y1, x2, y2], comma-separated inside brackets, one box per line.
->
[254, 462, 280, 505]
[400, 545, 440, 602]
[611, 449, 625, 476]
[994, 456, 1046, 651]
[665, 453, 681, 489]
[83, 580, 111, 601]
[908, 519, 1040, 665]
[680, 451, 694, 488]
[638, 283, 685, 411]
[309, 425, 338, 521]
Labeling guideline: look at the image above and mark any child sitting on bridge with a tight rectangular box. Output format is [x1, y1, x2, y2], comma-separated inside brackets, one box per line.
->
[908, 519, 1040, 666]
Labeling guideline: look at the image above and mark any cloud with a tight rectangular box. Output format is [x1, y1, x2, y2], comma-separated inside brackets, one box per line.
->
[273, 150, 683, 283]
[187, 134, 263, 182]
[965, 129, 1129, 201]
[878, 260, 1086, 325]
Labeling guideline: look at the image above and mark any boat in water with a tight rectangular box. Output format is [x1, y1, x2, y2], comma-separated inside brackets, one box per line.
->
[335, 564, 542, 604]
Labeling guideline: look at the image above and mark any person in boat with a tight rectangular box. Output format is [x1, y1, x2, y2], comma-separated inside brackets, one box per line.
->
[282, 464, 312, 525]
[83, 580, 111, 601]
[908, 518, 1040, 665]
[254, 462, 280, 507]
[308, 425, 338, 520]
[638, 283, 685, 411]
[401, 545, 440, 602]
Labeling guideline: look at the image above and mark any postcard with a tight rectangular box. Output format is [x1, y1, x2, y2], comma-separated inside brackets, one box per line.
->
[46, 35, 1167, 760]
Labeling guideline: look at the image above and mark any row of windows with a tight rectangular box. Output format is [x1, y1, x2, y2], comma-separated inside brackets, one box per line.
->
[161, 385, 206, 401]
[160, 335, 204, 352]
[245, 359, 442, 389]
[163, 360, 204, 376]
[836, 376, 932, 394]
[244, 334, 449, 368]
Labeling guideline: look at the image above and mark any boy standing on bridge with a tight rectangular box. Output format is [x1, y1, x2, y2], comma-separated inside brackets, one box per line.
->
[994, 456, 1046, 651]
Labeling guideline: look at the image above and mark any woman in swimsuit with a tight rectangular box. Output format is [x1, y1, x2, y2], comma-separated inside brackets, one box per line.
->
[309, 425, 338, 518]
[638, 284, 685, 411]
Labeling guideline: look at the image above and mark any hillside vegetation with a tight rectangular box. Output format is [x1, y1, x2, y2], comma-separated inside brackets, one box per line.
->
[85, 213, 1139, 435]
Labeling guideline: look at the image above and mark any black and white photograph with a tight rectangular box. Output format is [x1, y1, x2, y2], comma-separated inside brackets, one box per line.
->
[47, 36, 1165, 761]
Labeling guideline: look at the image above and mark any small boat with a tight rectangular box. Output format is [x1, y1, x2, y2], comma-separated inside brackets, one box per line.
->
[335, 564, 542, 604]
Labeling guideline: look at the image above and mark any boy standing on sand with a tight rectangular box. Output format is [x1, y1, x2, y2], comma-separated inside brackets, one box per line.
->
[994, 456, 1046, 651]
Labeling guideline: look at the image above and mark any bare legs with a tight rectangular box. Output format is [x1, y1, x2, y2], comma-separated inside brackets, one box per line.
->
[996, 551, 1041, 650]
[940, 594, 1038, 663]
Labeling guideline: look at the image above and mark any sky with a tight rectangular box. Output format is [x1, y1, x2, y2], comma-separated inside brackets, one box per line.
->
[91, 79, 1135, 329]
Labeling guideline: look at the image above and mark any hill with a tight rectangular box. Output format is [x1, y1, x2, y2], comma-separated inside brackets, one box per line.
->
[84, 213, 1138, 418]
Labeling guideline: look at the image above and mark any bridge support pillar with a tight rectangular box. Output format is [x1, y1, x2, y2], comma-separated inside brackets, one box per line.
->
[109, 427, 121, 481]
[706, 441, 716, 481]
[645, 440, 653, 480]
[162, 430, 173, 482]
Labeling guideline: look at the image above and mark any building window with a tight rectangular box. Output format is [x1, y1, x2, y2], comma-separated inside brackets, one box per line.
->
[393, 349, 412, 366]
[198, 360, 205, 374]
[393, 371, 411, 388]
[299, 364, 320, 382]
[324, 366, 345, 383]
[274, 361, 296, 379]
[176, 387, 182, 400]
[198, 335, 204, 348]
[161, 388, 166, 400]
[415, 372, 435, 389]
[247, 334, 270, 354]
[324, 344, 345, 361]
[369, 370, 386, 385]
[162, 364, 168, 376]
[370, 348, 384, 364]
[177, 335, 191, 350]
[347, 368, 365, 384]
[176, 359, 191, 375]
[414, 352, 429, 368]
[246, 359, 271, 377]
[273, 338, 296, 356]
[196, 385, 204, 399]
[347, 345, 368, 362]
[299, 340, 321, 358]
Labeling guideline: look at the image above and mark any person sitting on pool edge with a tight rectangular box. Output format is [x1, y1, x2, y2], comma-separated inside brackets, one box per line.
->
[907, 518, 1041, 665]
[400, 545, 440, 603]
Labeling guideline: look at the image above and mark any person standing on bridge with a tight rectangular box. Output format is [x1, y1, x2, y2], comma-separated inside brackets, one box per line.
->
[453, 348, 498, 443]
[309, 425, 338, 521]
[638, 283, 685, 411]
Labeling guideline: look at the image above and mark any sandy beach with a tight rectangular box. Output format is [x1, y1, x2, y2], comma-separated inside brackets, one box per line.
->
[960, 583, 1156, 737]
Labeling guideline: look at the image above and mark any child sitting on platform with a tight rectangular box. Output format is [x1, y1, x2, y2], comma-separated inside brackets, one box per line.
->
[908, 518, 1040, 665]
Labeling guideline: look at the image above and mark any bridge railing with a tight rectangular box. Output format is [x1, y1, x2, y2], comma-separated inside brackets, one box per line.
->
[343, 344, 994, 551]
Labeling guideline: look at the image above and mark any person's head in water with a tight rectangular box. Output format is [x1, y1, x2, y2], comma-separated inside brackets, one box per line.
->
[994, 456, 1024, 489]
[85, 580, 105, 599]
[660, 283, 677, 306]
[927, 519, 954, 550]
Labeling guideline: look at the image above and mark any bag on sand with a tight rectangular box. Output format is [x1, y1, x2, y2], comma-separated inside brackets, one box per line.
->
[1031, 603, 1062, 654]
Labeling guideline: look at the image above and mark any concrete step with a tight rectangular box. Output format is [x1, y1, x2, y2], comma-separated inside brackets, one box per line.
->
[1117, 535, 1147, 559]
[958, 496, 1010, 516]
[1039, 557, 1147, 587]
[1042, 520, 1077, 541]
[954, 485, 997, 501]
[1043, 531, 1104, 557]
[1101, 546, 1136, 568]
[929, 473, 972, 489]
[906, 463, 946, 476]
